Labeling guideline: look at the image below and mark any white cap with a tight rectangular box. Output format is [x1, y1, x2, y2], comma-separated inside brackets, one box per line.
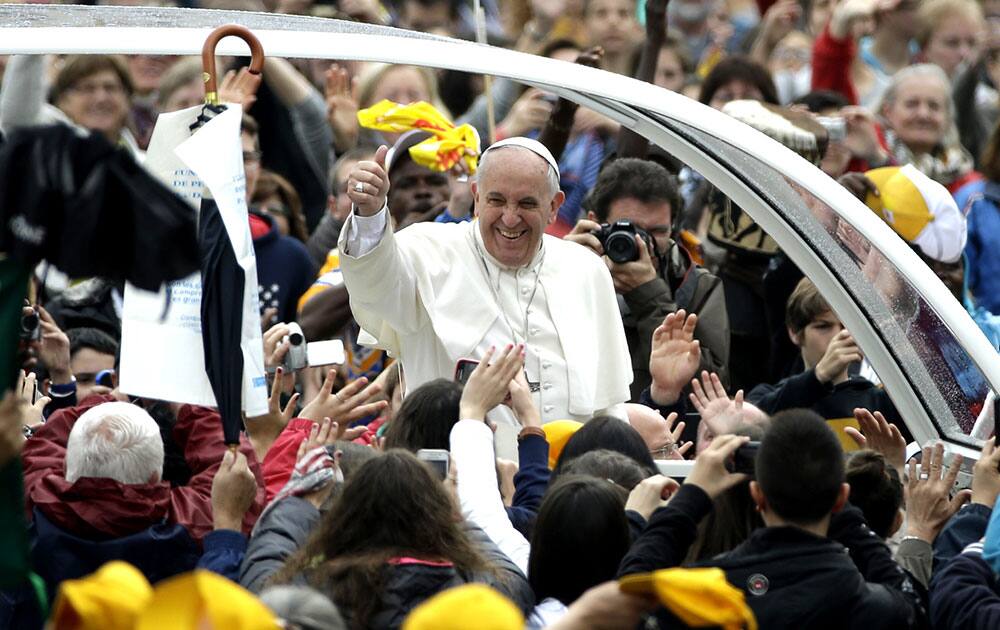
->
[481, 137, 560, 180]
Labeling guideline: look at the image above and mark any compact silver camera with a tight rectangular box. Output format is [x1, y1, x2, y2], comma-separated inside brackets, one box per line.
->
[281, 322, 345, 371]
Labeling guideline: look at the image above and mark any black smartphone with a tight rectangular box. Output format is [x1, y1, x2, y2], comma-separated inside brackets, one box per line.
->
[454, 359, 479, 385]
[728, 441, 761, 477]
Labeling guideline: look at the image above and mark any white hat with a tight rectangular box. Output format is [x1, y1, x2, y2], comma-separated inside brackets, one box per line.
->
[864, 164, 967, 263]
[481, 137, 560, 180]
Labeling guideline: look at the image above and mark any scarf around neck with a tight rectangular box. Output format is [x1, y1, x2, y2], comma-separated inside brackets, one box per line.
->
[885, 129, 975, 188]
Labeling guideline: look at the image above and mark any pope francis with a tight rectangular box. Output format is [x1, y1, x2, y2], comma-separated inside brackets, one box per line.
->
[339, 137, 632, 435]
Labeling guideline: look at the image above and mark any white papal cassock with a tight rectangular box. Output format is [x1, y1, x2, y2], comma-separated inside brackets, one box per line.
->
[338, 207, 632, 440]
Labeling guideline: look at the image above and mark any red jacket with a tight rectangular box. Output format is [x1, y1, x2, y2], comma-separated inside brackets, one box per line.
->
[22, 395, 266, 543]
[812, 24, 858, 106]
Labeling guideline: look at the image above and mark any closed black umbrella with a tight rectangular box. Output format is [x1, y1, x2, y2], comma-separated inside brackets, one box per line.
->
[194, 25, 265, 446]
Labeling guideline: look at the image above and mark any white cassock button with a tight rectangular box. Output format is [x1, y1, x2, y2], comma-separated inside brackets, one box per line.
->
[542, 382, 552, 390]
[521, 286, 531, 295]
[542, 362, 551, 370]
[530, 328, 539, 336]
[543, 405, 554, 413]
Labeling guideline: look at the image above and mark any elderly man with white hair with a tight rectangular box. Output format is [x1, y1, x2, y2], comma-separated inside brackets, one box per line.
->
[341, 137, 633, 454]
[18, 395, 263, 607]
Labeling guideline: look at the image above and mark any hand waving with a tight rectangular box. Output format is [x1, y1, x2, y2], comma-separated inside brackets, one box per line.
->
[325, 63, 359, 152]
[845, 408, 906, 474]
[299, 369, 387, 426]
[649, 310, 700, 406]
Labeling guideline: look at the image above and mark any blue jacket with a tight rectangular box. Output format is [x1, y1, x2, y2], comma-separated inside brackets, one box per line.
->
[930, 541, 1000, 629]
[505, 433, 550, 539]
[934, 502, 992, 569]
[955, 180, 1000, 314]
[252, 212, 317, 324]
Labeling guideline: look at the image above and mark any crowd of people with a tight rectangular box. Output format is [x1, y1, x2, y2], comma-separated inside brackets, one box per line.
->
[2, 0, 1000, 627]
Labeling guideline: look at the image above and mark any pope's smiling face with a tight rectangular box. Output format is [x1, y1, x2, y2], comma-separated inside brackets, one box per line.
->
[473, 147, 565, 268]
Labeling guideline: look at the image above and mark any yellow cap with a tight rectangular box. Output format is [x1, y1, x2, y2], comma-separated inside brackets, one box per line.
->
[542, 420, 583, 468]
[864, 164, 966, 262]
[620, 568, 757, 630]
[135, 570, 280, 630]
[402, 584, 523, 630]
[51, 561, 153, 630]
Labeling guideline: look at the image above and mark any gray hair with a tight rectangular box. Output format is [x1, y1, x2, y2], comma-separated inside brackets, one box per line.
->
[65, 402, 164, 485]
[260, 585, 347, 630]
[878, 63, 963, 152]
[878, 63, 952, 119]
[477, 145, 561, 198]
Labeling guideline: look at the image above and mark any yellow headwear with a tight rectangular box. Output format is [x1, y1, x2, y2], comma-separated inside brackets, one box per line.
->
[620, 568, 758, 630]
[51, 561, 153, 630]
[357, 100, 480, 174]
[401, 584, 524, 630]
[135, 570, 280, 630]
[541, 420, 583, 468]
[864, 164, 966, 263]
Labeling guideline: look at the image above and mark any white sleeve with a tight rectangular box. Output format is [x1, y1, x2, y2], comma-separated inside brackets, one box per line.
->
[449, 419, 531, 575]
[342, 205, 388, 257]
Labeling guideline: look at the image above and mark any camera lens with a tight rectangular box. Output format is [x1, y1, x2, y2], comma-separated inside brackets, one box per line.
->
[288, 331, 305, 346]
[604, 232, 638, 263]
[19, 312, 40, 340]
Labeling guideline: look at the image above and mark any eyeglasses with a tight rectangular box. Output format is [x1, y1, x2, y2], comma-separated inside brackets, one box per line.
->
[70, 81, 125, 97]
[649, 443, 679, 459]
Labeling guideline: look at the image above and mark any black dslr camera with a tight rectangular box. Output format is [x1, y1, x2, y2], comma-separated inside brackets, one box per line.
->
[592, 220, 656, 264]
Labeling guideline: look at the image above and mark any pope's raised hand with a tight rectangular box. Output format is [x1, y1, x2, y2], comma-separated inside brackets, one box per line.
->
[347, 144, 390, 217]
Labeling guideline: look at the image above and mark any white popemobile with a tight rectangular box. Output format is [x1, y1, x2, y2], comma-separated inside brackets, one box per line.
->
[1, 3, 996, 476]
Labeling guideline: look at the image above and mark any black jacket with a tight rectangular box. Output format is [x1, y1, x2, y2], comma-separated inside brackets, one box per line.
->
[623, 242, 729, 400]
[929, 542, 1000, 630]
[619, 485, 927, 629]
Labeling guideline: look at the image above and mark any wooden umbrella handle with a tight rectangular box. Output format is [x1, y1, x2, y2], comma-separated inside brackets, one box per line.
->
[202, 24, 265, 106]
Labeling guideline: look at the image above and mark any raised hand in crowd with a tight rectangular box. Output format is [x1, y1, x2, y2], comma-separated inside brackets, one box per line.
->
[245, 367, 301, 462]
[508, 370, 541, 428]
[346, 144, 390, 216]
[829, 0, 878, 40]
[548, 581, 658, 630]
[296, 417, 343, 508]
[499, 89, 554, 138]
[299, 368, 386, 429]
[625, 474, 681, 521]
[814, 329, 863, 385]
[750, 0, 802, 64]
[16, 371, 49, 435]
[846, 408, 907, 475]
[23, 305, 72, 387]
[325, 63, 359, 153]
[210, 449, 259, 532]
[218, 67, 261, 110]
[685, 433, 751, 500]
[904, 443, 970, 544]
[970, 437, 1000, 508]
[648, 310, 700, 406]
[458, 344, 525, 421]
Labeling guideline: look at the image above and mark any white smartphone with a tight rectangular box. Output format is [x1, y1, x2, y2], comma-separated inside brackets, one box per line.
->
[417, 448, 450, 480]
[306, 339, 346, 367]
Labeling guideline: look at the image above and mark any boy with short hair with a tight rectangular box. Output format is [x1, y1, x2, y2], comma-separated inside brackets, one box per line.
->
[619, 410, 926, 628]
[747, 277, 905, 445]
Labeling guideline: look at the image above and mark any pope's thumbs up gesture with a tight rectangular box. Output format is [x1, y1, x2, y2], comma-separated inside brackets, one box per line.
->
[347, 144, 390, 216]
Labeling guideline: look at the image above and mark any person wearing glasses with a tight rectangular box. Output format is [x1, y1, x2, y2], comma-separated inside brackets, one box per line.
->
[0, 54, 140, 155]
